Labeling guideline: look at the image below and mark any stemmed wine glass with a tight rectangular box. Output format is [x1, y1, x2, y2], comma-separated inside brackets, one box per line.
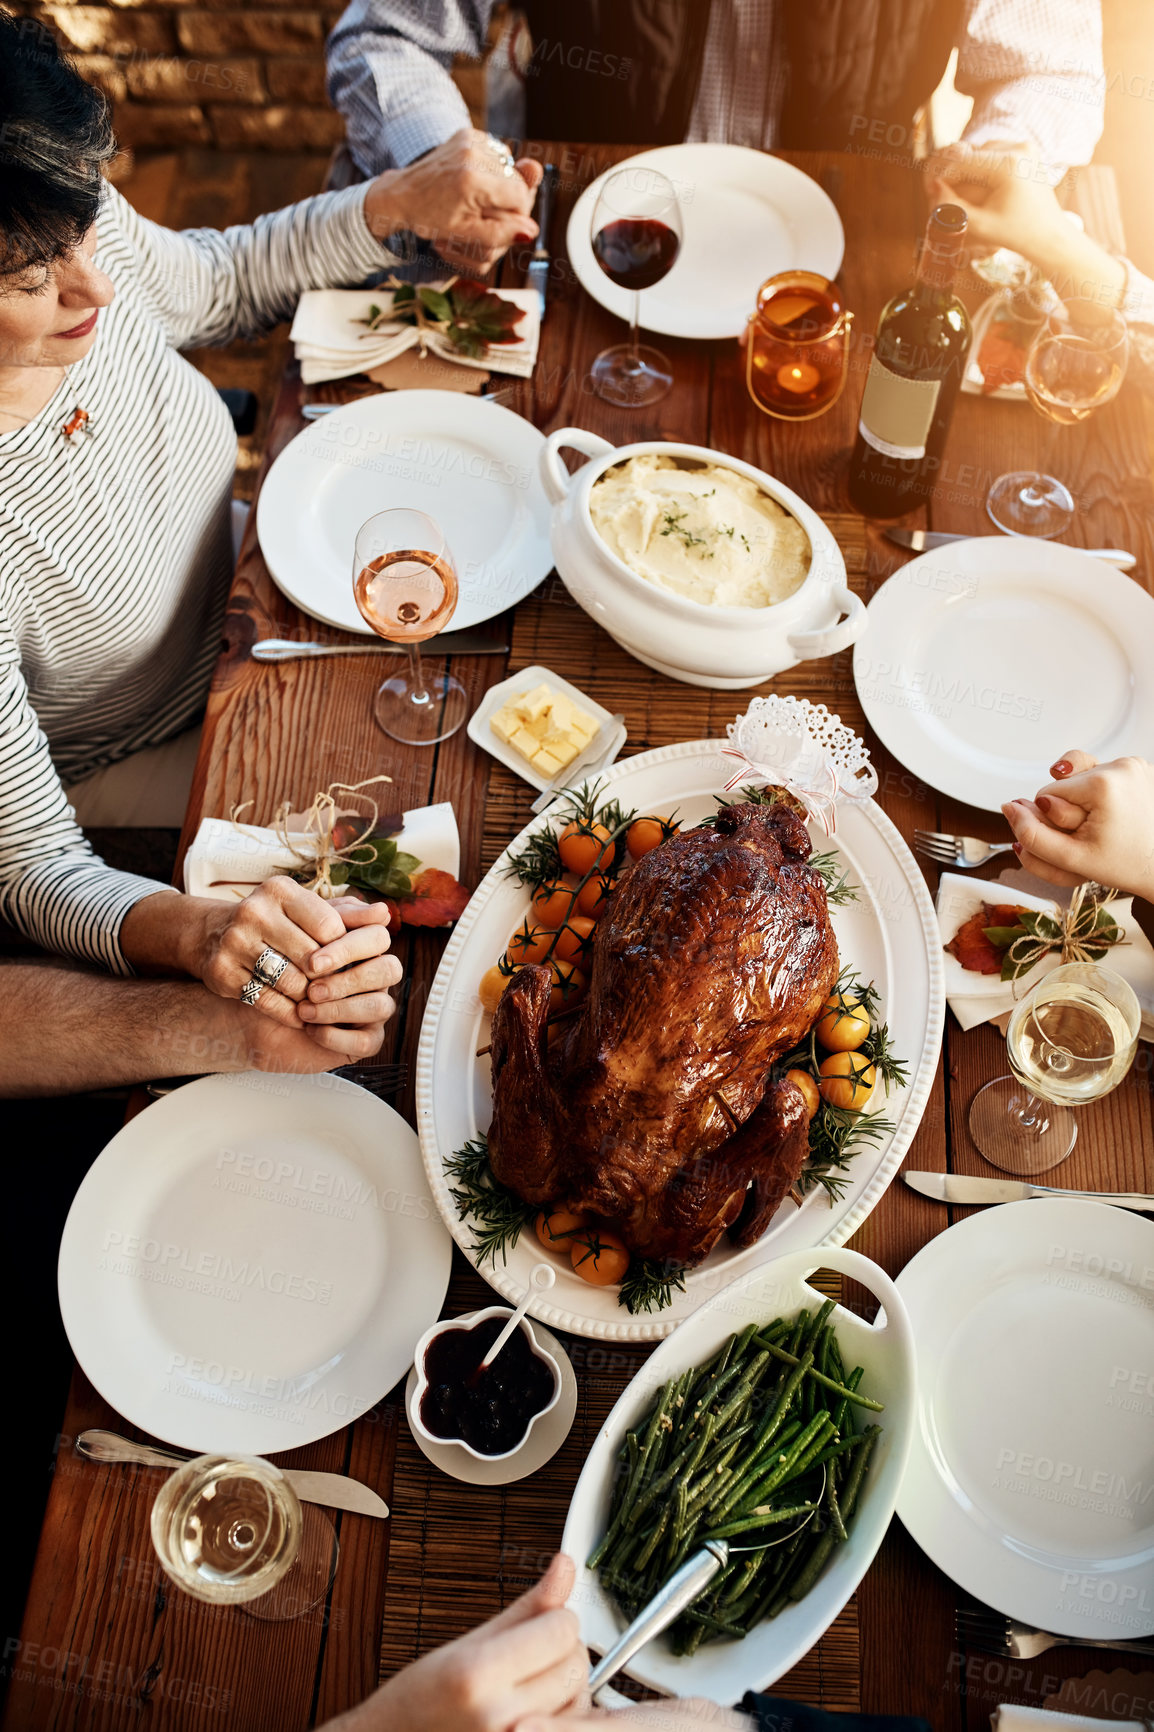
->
[968, 962, 1140, 1174]
[150, 1453, 339, 1622]
[986, 299, 1129, 539]
[352, 507, 466, 746]
[589, 165, 683, 408]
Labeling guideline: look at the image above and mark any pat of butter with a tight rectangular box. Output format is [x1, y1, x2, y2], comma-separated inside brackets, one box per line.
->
[490, 681, 600, 776]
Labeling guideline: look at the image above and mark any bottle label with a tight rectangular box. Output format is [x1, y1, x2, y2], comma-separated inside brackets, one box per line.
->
[857, 354, 941, 459]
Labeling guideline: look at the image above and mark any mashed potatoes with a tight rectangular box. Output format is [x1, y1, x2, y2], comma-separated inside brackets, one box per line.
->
[589, 455, 810, 609]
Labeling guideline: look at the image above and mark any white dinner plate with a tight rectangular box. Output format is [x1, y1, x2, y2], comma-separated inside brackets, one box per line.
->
[562, 1245, 916, 1701]
[256, 391, 555, 636]
[59, 1073, 453, 1454]
[415, 739, 944, 1340]
[853, 539, 1154, 812]
[896, 1199, 1154, 1639]
[567, 144, 844, 340]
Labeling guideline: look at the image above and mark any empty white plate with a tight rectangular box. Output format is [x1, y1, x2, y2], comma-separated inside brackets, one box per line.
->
[58, 1073, 452, 1454]
[256, 391, 555, 636]
[567, 144, 844, 340]
[853, 538, 1154, 812]
[896, 1199, 1154, 1638]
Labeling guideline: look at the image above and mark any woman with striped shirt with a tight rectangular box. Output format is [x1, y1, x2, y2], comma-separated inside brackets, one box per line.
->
[0, 18, 536, 1077]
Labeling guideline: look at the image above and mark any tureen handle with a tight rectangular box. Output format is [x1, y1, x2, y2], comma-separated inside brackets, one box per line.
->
[540, 427, 617, 506]
[787, 584, 867, 661]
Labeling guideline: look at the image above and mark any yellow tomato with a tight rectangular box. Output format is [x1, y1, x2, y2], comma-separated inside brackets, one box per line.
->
[505, 921, 554, 967]
[571, 1228, 630, 1286]
[559, 821, 613, 876]
[576, 873, 612, 919]
[552, 915, 596, 967]
[626, 816, 676, 860]
[784, 1067, 821, 1121]
[814, 992, 871, 1052]
[531, 879, 575, 929]
[819, 1051, 876, 1110]
[535, 1208, 589, 1251]
[478, 963, 512, 1016]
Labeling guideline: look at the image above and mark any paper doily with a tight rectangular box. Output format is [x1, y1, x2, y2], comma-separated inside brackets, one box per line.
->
[722, 696, 877, 835]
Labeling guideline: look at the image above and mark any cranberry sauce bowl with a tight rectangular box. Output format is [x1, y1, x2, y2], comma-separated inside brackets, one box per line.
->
[410, 1307, 562, 1461]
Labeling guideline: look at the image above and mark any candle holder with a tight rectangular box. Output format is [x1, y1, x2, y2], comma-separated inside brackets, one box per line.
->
[745, 271, 853, 422]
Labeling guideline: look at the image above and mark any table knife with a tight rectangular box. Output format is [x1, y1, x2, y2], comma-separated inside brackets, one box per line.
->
[526, 164, 558, 321]
[904, 1170, 1154, 1212]
[883, 528, 1135, 569]
[75, 1429, 390, 1518]
[530, 714, 626, 814]
[252, 631, 508, 661]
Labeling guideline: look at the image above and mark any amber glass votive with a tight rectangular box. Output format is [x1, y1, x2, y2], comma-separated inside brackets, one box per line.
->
[745, 271, 853, 421]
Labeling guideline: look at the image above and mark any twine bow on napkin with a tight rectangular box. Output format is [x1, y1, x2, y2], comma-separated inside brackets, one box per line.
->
[1001, 880, 1127, 983]
[232, 775, 399, 899]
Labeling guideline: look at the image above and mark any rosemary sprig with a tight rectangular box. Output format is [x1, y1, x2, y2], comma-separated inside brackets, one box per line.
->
[619, 1259, 689, 1315]
[444, 1135, 534, 1267]
[502, 781, 638, 890]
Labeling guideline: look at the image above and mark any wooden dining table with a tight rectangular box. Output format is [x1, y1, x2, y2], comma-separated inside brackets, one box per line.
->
[7, 142, 1154, 1732]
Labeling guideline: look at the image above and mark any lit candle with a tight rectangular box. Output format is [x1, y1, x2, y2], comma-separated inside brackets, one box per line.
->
[775, 360, 821, 395]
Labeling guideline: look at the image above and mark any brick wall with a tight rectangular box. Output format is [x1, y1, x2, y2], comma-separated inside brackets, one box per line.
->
[3, 0, 493, 153]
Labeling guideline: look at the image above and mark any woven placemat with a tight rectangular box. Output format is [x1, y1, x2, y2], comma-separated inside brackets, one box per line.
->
[385, 538, 870, 1707]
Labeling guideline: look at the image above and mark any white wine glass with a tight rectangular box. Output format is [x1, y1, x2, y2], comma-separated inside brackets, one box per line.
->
[589, 165, 683, 408]
[968, 962, 1140, 1175]
[986, 300, 1129, 539]
[352, 507, 466, 746]
[150, 1454, 338, 1622]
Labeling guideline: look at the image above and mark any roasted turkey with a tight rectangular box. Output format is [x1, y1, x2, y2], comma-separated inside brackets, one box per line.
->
[488, 799, 839, 1267]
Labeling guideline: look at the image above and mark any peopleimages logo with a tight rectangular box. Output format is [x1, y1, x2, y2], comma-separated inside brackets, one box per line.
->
[99, 1231, 333, 1305]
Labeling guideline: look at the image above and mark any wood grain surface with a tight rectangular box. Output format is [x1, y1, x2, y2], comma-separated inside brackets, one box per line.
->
[7, 146, 1153, 1732]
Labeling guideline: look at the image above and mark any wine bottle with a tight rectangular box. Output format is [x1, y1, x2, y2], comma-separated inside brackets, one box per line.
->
[847, 203, 973, 518]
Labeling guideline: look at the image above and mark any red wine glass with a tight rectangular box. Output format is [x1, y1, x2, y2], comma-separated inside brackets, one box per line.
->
[589, 166, 683, 408]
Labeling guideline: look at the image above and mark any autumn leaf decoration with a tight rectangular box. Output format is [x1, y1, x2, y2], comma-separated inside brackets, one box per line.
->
[359, 276, 526, 361]
[946, 888, 1126, 983]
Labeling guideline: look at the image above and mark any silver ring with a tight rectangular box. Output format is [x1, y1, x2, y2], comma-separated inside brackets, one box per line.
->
[484, 132, 516, 176]
[252, 946, 289, 988]
[240, 975, 264, 1007]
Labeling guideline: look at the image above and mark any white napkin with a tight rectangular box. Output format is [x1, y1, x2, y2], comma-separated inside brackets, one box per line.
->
[291, 286, 540, 385]
[993, 1705, 1146, 1731]
[182, 802, 460, 901]
[937, 870, 1154, 1040]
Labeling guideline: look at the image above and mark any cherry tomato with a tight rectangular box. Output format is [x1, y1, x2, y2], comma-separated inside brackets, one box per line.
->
[479, 963, 512, 1016]
[570, 1227, 630, 1286]
[558, 821, 613, 876]
[548, 959, 586, 1015]
[535, 1208, 589, 1251]
[576, 873, 612, 919]
[552, 915, 596, 966]
[626, 816, 677, 859]
[814, 992, 871, 1052]
[819, 1050, 876, 1111]
[784, 1067, 820, 1120]
[531, 879, 575, 928]
[505, 921, 554, 967]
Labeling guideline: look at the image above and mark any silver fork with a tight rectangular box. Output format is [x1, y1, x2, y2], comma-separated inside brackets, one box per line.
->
[956, 1603, 1154, 1660]
[914, 829, 1016, 869]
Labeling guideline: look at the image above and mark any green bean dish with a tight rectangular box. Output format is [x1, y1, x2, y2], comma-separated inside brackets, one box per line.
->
[587, 1301, 882, 1655]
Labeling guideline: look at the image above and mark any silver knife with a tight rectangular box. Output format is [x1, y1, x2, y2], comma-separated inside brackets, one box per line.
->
[75, 1429, 390, 1518]
[530, 713, 626, 814]
[252, 631, 508, 661]
[883, 528, 1135, 569]
[904, 1171, 1154, 1212]
[526, 164, 558, 321]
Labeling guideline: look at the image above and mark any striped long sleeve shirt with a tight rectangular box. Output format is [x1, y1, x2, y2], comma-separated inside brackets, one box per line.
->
[0, 182, 397, 974]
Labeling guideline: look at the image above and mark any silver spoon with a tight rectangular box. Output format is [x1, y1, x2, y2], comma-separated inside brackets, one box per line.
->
[587, 1465, 826, 1695]
[251, 634, 508, 661]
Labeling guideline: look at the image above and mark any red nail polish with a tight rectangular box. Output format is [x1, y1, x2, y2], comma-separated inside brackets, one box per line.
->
[1036, 794, 1051, 812]
[1011, 841, 1022, 854]
[1051, 759, 1072, 777]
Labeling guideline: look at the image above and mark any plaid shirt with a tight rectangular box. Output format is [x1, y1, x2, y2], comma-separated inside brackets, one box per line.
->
[327, 0, 1104, 177]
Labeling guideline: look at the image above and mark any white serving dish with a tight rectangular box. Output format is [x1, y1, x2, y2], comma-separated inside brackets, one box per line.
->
[410, 1305, 562, 1463]
[561, 1244, 915, 1702]
[466, 663, 626, 791]
[539, 429, 863, 689]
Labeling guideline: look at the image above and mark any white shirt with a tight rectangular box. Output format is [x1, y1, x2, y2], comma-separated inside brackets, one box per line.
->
[0, 183, 395, 973]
